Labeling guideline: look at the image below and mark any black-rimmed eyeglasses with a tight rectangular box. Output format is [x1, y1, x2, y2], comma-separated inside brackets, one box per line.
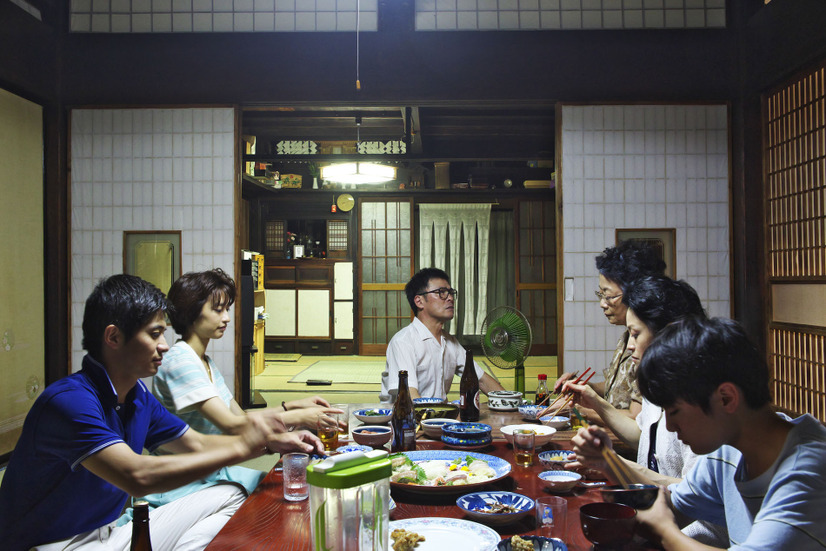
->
[419, 287, 458, 300]
[594, 290, 623, 303]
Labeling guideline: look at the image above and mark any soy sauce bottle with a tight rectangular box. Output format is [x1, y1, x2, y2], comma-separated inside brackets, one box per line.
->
[390, 370, 416, 452]
[459, 348, 480, 422]
[130, 499, 153, 551]
[535, 374, 550, 406]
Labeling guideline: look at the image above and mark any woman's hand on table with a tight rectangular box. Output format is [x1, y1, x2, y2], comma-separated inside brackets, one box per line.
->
[266, 429, 325, 455]
[285, 396, 332, 410]
[278, 406, 346, 432]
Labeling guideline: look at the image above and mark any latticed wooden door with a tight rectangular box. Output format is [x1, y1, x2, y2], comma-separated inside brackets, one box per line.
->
[764, 62, 826, 421]
[358, 199, 414, 355]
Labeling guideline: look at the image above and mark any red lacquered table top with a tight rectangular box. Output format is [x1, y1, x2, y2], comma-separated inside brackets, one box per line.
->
[206, 405, 642, 551]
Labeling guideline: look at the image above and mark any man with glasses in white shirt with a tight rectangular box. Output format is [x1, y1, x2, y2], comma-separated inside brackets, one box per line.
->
[380, 267, 505, 401]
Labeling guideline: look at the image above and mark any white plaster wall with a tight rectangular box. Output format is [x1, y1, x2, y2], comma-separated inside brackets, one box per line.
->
[560, 104, 730, 378]
[70, 108, 237, 391]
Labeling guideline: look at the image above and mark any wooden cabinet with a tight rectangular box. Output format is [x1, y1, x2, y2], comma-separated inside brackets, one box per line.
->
[263, 260, 354, 355]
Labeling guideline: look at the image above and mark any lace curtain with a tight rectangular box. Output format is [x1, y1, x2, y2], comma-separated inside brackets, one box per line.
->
[419, 204, 491, 335]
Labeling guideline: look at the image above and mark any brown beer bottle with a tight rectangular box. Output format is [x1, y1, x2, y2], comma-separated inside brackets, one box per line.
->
[130, 500, 153, 551]
[459, 348, 480, 422]
[390, 370, 417, 452]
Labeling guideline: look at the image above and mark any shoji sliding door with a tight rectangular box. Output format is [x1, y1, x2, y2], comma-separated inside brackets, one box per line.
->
[765, 63, 826, 421]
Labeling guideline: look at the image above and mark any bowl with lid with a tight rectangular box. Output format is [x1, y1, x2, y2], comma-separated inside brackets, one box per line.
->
[487, 390, 524, 411]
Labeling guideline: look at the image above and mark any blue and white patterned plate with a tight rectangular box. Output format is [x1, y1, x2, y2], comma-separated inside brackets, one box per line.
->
[456, 491, 535, 526]
[441, 422, 492, 438]
[335, 444, 373, 454]
[413, 397, 444, 405]
[389, 517, 500, 550]
[441, 434, 493, 450]
[390, 450, 512, 494]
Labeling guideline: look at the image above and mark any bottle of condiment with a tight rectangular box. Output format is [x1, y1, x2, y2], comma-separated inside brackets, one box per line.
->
[459, 348, 480, 422]
[130, 499, 153, 551]
[390, 370, 416, 452]
[535, 374, 549, 406]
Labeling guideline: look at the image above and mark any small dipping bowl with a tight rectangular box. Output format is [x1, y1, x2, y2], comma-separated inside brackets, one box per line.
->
[496, 536, 568, 551]
[351, 425, 392, 448]
[538, 470, 582, 493]
[539, 415, 571, 430]
[579, 502, 637, 549]
[420, 418, 459, 439]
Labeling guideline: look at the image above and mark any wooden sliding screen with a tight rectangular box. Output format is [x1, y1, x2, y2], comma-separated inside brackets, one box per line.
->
[764, 61, 826, 421]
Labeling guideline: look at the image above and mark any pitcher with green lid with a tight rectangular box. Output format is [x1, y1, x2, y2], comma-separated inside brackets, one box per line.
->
[307, 449, 392, 551]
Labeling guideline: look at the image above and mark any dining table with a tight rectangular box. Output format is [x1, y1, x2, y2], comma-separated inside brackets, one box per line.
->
[205, 403, 649, 551]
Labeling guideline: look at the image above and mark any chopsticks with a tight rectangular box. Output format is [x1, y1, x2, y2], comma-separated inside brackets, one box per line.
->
[535, 370, 578, 408]
[538, 367, 595, 419]
[571, 407, 635, 489]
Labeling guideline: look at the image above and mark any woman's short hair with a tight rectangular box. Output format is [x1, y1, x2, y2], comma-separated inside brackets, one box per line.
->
[595, 240, 666, 292]
[623, 276, 705, 335]
[167, 269, 235, 335]
[638, 316, 771, 412]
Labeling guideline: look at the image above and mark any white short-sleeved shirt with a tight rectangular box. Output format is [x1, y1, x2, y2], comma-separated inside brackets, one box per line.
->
[151, 341, 233, 436]
[380, 317, 484, 400]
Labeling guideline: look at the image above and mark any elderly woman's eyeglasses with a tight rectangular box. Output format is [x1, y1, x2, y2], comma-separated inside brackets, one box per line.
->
[594, 290, 623, 303]
[419, 287, 458, 300]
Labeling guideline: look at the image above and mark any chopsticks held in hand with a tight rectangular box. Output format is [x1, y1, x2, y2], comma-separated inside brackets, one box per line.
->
[571, 407, 635, 489]
[539, 367, 595, 419]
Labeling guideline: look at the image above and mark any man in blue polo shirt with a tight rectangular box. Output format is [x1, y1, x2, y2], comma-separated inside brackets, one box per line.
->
[0, 275, 322, 550]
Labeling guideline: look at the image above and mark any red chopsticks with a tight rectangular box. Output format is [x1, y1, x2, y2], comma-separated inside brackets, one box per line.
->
[538, 367, 594, 419]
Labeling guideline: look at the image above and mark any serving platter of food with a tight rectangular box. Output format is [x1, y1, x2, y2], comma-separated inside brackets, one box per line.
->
[389, 517, 500, 550]
[389, 450, 511, 494]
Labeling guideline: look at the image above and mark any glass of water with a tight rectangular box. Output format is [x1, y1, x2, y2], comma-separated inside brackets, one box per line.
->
[282, 452, 310, 501]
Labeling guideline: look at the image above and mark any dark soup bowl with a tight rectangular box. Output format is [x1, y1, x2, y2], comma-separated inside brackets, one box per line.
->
[600, 483, 659, 510]
[579, 502, 636, 549]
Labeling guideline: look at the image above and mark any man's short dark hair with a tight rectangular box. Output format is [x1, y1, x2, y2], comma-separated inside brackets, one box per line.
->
[595, 240, 667, 293]
[624, 276, 705, 334]
[82, 274, 168, 361]
[167, 269, 236, 335]
[638, 316, 771, 412]
[405, 267, 450, 315]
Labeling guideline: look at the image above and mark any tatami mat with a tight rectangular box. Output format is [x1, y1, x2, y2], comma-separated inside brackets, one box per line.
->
[288, 359, 386, 384]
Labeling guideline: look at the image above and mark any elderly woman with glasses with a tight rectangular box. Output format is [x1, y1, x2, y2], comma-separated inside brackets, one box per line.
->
[554, 241, 666, 420]
[380, 267, 505, 401]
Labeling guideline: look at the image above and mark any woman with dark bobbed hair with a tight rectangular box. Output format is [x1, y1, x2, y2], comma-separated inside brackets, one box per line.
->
[145, 269, 337, 510]
[568, 275, 727, 544]
[555, 240, 666, 419]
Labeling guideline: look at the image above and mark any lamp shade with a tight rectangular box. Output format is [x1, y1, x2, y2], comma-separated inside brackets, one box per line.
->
[320, 162, 396, 185]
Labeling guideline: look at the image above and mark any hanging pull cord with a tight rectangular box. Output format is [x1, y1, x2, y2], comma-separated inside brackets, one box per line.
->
[356, 0, 361, 90]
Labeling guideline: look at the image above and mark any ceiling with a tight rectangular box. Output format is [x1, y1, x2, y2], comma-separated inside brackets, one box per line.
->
[242, 104, 555, 160]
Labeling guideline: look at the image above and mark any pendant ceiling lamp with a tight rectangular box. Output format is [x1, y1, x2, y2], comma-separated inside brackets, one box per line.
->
[320, 113, 397, 185]
[320, 162, 396, 185]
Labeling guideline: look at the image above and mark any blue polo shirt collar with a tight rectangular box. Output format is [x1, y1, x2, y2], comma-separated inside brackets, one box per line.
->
[81, 354, 142, 409]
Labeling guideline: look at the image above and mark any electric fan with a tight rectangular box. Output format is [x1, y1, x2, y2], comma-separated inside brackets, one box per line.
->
[480, 306, 532, 392]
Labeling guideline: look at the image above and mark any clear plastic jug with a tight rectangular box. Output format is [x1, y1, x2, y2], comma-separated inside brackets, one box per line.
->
[307, 449, 391, 551]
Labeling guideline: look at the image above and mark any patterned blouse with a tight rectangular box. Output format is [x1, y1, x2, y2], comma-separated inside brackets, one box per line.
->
[603, 330, 642, 410]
